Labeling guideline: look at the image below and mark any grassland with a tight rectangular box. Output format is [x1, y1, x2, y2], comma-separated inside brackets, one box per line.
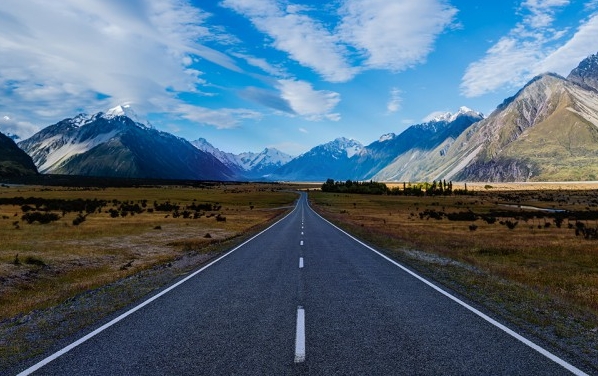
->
[309, 186, 598, 368]
[0, 183, 297, 320]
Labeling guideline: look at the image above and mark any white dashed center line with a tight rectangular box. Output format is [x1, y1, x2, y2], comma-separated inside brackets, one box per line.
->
[300, 240, 304, 246]
[299, 257, 304, 269]
[294, 306, 306, 363]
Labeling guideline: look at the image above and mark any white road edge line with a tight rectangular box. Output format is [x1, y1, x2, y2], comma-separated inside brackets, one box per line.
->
[299, 257, 304, 269]
[17, 199, 302, 376]
[309, 203, 588, 376]
[294, 306, 306, 363]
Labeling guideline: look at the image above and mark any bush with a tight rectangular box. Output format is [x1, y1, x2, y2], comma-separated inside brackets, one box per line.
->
[21, 212, 60, 224]
[24, 256, 45, 266]
[72, 213, 86, 226]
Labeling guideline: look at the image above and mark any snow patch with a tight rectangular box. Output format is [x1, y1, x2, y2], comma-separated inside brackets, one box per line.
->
[38, 130, 119, 172]
[378, 133, 395, 142]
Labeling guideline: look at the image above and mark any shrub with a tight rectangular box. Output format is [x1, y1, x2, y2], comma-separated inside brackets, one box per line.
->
[21, 212, 60, 224]
[72, 213, 86, 226]
[24, 256, 45, 266]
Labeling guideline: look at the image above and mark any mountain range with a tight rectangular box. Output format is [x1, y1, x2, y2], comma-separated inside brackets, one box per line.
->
[4, 52, 598, 182]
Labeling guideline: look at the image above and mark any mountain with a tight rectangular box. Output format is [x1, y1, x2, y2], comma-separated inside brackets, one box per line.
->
[236, 148, 293, 178]
[19, 108, 235, 181]
[270, 137, 363, 181]
[0, 131, 38, 177]
[448, 71, 598, 182]
[191, 138, 293, 179]
[354, 107, 483, 180]
[567, 52, 598, 92]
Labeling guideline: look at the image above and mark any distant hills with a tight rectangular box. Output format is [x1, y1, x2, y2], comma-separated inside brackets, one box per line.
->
[4, 52, 598, 182]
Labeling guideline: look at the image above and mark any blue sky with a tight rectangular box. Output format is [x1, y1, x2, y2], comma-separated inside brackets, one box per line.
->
[1, 0, 598, 155]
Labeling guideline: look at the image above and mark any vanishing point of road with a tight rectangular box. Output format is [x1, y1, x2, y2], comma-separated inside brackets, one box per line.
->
[16, 193, 591, 375]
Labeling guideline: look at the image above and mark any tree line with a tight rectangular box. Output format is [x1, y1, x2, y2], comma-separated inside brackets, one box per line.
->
[321, 179, 471, 196]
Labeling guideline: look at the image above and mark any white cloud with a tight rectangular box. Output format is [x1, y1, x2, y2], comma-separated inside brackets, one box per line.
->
[175, 104, 262, 129]
[277, 79, 341, 121]
[0, 114, 39, 139]
[232, 52, 287, 77]
[460, 0, 574, 97]
[223, 0, 456, 82]
[387, 88, 402, 113]
[534, 13, 598, 75]
[0, 0, 242, 136]
[338, 0, 458, 71]
[222, 0, 356, 82]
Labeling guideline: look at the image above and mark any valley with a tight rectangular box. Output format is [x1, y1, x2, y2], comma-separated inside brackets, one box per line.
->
[2, 181, 598, 372]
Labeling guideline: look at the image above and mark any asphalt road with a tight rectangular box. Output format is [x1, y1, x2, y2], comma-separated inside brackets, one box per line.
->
[17, 192, 589, 375]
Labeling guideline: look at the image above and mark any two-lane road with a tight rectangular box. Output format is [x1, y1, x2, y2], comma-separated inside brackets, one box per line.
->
[17, 192, 589, 375]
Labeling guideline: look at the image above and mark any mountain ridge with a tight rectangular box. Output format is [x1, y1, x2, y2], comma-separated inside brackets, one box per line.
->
[19, 108, 235, 181]
[12, 52, 598, 183]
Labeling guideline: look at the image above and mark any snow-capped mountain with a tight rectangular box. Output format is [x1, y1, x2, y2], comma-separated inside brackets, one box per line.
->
[270, 137, 363, 181]
[351, 108, 484, 180]
[567, 52, 598, 92]
[371, 53, 598, 182]
[191, 138, 293, 179]
[236, 148, 293, 178]
[19, 106, 235, 181]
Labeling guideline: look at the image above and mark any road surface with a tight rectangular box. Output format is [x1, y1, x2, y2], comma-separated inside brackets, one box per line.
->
[17, 192, 589, 375]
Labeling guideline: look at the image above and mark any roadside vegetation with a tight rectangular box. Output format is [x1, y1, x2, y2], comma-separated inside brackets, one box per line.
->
[310, 183, 598, 369]
[0, 183, 298, 321]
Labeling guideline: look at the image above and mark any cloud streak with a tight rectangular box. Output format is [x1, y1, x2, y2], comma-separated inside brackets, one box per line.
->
[0, 0, 242, 137]
[222, 0, 457, 82]
[387, 88, 403, 113]
[460, 0, 598, 97]
[277, 79, 341, 121]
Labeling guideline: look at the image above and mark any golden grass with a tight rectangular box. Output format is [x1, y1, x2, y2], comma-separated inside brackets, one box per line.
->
[309, 189, 598, 315]
[0, 183, 297, 320]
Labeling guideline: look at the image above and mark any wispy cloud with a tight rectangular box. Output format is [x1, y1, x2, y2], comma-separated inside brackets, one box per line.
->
[222, 0, 356, 82]
[222, 0, 457, 82]
[175, 104, 262, 129]
[338, 0, 458, 71]
[460, 0, 582, 97]
[0, 115, 38, 139]
[387, 88, 403, 113]
[277, 79, 341, 121]
[0, 0, 241, 137]
[535, 13, 598, 74]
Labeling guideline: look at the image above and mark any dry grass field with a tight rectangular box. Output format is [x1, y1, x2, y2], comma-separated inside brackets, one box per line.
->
[310, 184, 598, 366]
[0, 183, 297, 321]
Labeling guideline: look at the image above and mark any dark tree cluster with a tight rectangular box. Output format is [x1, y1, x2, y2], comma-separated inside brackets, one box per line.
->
[321, 179, 389, 195]
[0, 197, 107, 214]
[322, 179, 472, 197]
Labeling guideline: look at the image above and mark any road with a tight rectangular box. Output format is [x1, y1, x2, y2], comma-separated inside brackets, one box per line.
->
[17, 192, 589, 375]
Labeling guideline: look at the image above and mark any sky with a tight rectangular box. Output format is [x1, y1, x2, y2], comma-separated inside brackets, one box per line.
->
[1, 0, 598, 156]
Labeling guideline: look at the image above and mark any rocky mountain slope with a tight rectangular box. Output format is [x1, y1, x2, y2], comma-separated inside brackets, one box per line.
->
[370, 53, 598, 182]
[19, 108, 235, 181]
[354, 107, 483, 180]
